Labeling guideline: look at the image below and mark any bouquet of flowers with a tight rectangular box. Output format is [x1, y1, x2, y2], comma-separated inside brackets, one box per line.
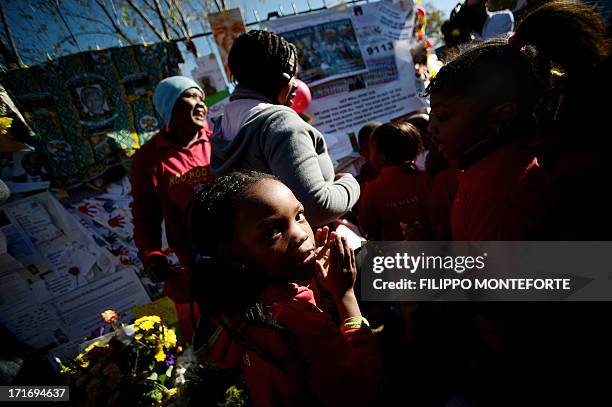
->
[59, 311, 179, 406]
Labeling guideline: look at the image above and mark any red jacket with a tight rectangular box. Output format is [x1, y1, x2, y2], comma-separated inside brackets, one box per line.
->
[429, 166, 461, 240]
[451, 143, 552, 240]
[195, 283, 384, 406]
[130, 127, 214, 302]
[359, 165, 432, 240]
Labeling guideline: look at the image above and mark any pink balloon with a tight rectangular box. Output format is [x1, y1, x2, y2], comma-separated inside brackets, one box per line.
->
[291, 79, 312, 114]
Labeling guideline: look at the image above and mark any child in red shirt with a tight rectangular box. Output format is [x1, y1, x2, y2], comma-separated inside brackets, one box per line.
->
[423, 37, 553, 240]
[358, 122, 432, 241]
[190, 172, 383, 406]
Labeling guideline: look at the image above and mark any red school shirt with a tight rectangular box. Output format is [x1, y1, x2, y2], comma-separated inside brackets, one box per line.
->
[358, 165, 432, 240]
[451, 143, 552, 241]
[429, 166, 461, 240]
[195, 283, 384, 407]
[130, 127, 214, 302]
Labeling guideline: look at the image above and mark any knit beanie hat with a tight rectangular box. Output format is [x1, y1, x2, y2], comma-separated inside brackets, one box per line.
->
[153, 76, 203, 125]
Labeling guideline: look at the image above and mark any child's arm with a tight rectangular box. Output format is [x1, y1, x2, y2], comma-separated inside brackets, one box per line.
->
[275, 237, 384, 406]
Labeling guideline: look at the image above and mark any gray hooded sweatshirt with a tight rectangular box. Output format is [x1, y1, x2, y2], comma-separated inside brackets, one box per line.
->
[211, 94, 360, 226]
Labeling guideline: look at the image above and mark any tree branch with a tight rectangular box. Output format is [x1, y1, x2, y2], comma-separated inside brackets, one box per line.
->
[52, 0, 81, 50]
[94, 0, 135, 44]
[65, 12, 115, 33]
[152, 0, 171, 40]
[125, 0, 167, 41]
[169, 0, 192, 38]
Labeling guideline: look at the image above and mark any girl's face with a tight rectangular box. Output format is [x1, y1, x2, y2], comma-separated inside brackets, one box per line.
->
[228, 179, 317, 283]
[171, 88, 208, 131]
[429, 91, 490, 160]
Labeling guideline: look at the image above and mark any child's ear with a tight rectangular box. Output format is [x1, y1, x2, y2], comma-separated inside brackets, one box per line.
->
[489, 102, 517, 132]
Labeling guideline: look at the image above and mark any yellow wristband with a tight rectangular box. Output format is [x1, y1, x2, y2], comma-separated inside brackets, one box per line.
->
[342, 316, 370, 330]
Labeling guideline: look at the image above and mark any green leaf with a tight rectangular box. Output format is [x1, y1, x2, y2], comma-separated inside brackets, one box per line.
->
[148, 372, 158, 380]
[165, 365, 173, 377]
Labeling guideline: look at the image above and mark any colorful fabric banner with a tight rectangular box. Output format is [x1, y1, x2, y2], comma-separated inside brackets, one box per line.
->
[0, 42, 183, 189]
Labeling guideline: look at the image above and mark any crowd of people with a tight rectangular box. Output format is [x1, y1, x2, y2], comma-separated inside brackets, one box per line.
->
[129, 1, 611, 405]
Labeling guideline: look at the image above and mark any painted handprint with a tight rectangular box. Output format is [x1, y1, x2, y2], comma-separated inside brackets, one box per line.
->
[77, 203, 97, 216]
[107, 214, 125, 228]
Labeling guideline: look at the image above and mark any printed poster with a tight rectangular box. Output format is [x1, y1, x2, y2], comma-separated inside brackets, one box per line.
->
[208, 8, 247, 79]
[267, 1, 426, 161]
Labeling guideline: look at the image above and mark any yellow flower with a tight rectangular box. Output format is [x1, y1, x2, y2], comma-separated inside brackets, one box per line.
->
[0, 117, 13, 136]
[135, 333, 143, 340]
[84, 341, 103, 353]
[155, 347, 166, 362]
[75, 355, 89, 369]
[163, 327, 177, 349]
[134, 315, 161, 332]
[165, 388, 177, 397]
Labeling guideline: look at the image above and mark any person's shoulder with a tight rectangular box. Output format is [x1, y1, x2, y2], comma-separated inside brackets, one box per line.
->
[132, 132, 164, 163]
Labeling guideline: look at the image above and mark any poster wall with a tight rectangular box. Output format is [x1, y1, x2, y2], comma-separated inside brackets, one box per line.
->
[267, 1, 426, 161]
[0, 192, 151, 352]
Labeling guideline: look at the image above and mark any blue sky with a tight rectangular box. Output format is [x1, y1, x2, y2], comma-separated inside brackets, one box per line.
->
[3, 0, 459, 67]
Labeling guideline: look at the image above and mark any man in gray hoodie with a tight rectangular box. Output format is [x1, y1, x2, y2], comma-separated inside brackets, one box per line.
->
[211, 30, 360, 227]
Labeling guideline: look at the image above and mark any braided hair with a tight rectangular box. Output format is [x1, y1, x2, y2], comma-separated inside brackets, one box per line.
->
[190, 171, 306, 372]
[425, 1, 610, 134]
[228, 30, 297, 102]
[424, 38, 546, 130]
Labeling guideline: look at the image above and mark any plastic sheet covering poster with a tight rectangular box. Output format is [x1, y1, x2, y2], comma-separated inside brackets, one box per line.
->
[0, 192, 150, 353]
[0, 42, 183, 189]
[267, 1, 426, 161]
[0, 191, 119, 299]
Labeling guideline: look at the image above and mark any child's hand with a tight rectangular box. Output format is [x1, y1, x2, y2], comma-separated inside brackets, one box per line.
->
[314, 226, 335, 278]
[320, 235, 357, 299]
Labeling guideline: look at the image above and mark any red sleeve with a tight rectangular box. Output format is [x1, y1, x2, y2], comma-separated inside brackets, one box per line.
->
[358, 183, 381, 240]
[130, 146, 165, 266]
[462, 169, 551, 240]
[274, 302, 384, 406]
[429, 169, 460, 240]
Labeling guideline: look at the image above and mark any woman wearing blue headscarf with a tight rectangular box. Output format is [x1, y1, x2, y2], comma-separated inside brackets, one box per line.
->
[130, 76, 214, 303]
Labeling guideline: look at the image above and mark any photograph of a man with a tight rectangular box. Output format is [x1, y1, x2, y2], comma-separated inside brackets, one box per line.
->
[12, 151, 50, 183]
[77, 84, 111, 117]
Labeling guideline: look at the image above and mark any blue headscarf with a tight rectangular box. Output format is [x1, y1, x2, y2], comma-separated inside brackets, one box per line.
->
[153, 76, 203, 125]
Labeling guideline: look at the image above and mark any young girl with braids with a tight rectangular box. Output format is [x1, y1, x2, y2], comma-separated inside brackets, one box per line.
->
[425, 0, 609, 240]
[514, 0, 611, 239]
[190, 171, 383, 407]
[210, 30, 360, 228]
[418, 4, 611, 405]
[425, 35, 553, 239]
